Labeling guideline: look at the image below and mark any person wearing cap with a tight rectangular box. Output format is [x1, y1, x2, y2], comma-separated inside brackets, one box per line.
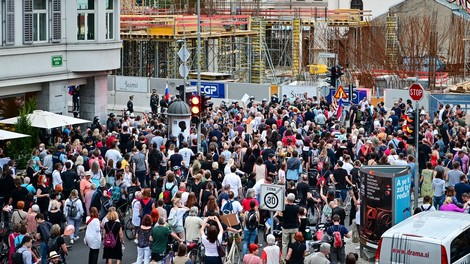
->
[305, 242, 330, 264]
[281, 193, 300, 259]
[150, 89, 159, 114]
[127, 95, 134, 113]
[51, 145, 66, 167]
[184, 206, 203, 242]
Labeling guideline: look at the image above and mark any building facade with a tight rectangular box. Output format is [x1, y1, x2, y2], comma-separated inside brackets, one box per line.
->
[0, 0, 120, 121]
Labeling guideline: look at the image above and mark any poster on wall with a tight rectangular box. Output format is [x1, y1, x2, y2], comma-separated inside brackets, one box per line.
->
[169, 118, 190, 149]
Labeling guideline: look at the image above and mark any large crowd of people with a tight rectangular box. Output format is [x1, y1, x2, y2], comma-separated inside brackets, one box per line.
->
[0, 91, 467, 264]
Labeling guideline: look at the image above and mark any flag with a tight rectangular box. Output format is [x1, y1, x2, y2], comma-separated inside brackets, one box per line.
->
[336, 98, 343, 119]
[165, 81, 170, 101]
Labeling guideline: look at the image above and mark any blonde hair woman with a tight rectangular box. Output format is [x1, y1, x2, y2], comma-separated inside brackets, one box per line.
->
[168, 198, 189, 241]
[50, 224, 68, 262]
[103, 210, 124, 263]
[65, 190, 84, 244]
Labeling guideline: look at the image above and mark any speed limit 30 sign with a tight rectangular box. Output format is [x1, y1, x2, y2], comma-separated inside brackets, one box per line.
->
[260, 184, 285, 211]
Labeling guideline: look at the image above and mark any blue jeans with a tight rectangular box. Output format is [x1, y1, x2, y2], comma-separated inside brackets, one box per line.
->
[335, 189, 347, 202]
[41, 242, 47, 264]
[136, 170, 147, 188]
[434, 195, 445, 210]
[243, 228, 258, 255]
[67, 217, 81, 239]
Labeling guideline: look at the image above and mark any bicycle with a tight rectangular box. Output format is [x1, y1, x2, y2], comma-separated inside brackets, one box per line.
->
[223, 232, 241, 264]
[187, 240, 204, 264]
[124, 217, 136, 240]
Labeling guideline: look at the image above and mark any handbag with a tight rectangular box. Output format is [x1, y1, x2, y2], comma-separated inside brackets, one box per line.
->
[216, 240, 226, 258]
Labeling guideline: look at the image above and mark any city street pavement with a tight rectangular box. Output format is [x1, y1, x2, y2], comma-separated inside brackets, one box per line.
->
[65, 229, 137, 264]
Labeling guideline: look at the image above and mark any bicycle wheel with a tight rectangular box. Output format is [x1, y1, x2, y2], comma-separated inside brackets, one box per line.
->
[232, 243, 241, 264]
[124, 218, 136, 240]
[188, 249, 198, 263]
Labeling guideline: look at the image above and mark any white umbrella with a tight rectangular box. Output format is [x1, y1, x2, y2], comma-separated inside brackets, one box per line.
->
[0, 129, 30, 140]
[0, 110, 91, 129]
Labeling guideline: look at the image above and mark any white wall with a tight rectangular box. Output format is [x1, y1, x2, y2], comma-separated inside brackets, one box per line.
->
[328, 0, 405, 18]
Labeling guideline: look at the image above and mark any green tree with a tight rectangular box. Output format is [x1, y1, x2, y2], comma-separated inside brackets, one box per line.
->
[7, 98, 38, 169]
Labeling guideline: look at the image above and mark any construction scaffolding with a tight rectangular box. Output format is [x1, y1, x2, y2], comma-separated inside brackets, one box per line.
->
[118, 1, 371, 84]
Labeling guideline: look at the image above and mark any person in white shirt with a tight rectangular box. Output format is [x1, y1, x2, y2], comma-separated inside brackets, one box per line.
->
[342, 155, 354, 174]
[178, 142, 195, 169]
[387, 149, 399, 165]
[221, 165, 242, 199]
[64, 190, 84, 244]
[394, 153, 408, 166]
[104, 142, 122, 169]
[84, 207, 102, 263]
[52, 163, 63, 189]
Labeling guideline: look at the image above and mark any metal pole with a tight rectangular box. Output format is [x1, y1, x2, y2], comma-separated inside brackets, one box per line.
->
[196, 0, 202, 153]
[183, 41, 187, 102]
[270, 211, 274, 235]
[414, 101, 420, 210]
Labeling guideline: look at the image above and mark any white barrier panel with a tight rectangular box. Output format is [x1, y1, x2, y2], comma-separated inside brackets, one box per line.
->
[384, 89, 429, 112]
[281, 85, 319, 100]
[115, 76, 149, 93]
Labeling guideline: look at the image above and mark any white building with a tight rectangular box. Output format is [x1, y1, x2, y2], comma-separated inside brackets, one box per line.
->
[0, 0, 120, 121]
[328, 0, 405, 18]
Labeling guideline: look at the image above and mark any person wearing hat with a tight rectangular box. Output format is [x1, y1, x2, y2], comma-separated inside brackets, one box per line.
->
[127, 95, 134, 113]
[106, 113, 119, 133]
[150, 89, 159, 114]
[48, 251, 60, 264]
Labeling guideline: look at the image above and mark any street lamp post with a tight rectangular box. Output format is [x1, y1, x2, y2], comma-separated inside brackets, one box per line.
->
[196, 0, 202, 153]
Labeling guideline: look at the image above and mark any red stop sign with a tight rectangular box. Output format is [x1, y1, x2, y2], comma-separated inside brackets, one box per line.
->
[409, 83, 424, 101]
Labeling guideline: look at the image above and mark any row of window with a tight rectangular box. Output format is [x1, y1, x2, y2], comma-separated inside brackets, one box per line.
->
[3, 0, 115, 45]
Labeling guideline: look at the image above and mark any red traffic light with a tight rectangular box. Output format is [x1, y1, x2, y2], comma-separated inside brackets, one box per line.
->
[190, 95, 201, 116]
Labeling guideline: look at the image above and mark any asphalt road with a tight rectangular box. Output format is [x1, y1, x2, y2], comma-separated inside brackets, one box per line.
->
[65, 230, 137, 264]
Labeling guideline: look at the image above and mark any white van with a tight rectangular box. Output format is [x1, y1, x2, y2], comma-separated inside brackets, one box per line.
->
[375, 211, 470, 264]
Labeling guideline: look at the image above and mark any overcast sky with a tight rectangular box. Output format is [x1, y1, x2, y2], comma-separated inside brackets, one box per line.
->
[328, 0, 406, 18]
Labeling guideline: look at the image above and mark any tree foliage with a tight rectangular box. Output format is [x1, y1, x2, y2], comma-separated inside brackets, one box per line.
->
[7, 98, 38, 169]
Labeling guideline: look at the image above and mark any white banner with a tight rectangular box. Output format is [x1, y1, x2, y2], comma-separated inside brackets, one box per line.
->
[115, 76, 148, 93]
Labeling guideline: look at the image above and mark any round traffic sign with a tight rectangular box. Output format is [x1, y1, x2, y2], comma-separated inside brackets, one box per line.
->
[263, 192, 279, 209]
[409, 83, 424, 101]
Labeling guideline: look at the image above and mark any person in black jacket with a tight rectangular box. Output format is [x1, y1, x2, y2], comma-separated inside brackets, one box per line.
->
[127, 95, 134, 113]
[61, 161, 79, 200]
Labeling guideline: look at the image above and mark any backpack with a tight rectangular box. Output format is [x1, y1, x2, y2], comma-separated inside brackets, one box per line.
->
[162, 183, 176, 205]
[12, 248, 25, 264]
[245, 210, 258, 230]
[112, 182, 123, 202]
[14, 235, 24, 251]
[420, 205, 432, 211]
[103, 222, 118, 248]
[47, 236, 58, 253]
[67, 198, 79, 218]
[222, 200, 234, 214]
[330, 226, 343, 248]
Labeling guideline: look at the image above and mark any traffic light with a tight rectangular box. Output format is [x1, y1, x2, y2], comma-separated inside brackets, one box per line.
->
[176, 85, 185, 100]
[336, 65, 344, 79]
[190, 94, 201, 117]
[404, 111, 416, 144]
[327, 66, 337, 87]
[201, 92, 212, 111]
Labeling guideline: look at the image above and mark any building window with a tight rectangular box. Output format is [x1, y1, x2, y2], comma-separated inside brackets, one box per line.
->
[77, 0, 95, 40]
[105, 0, 114, 40]
[33, 0, 47, 42]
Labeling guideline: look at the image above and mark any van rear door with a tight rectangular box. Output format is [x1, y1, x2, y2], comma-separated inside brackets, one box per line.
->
[378, 234, 441, 264]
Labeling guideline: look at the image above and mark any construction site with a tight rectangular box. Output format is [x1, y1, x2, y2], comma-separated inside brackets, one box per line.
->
[118, 0, 470, 89]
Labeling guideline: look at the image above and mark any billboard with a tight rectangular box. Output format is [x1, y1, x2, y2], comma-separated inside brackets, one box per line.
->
[189, 82, 226, 98]
[359, 166, 411, 247]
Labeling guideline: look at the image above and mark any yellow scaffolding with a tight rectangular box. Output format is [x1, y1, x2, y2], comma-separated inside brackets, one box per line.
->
[292, 18, 301, 77]
[251, 18, 266, 83]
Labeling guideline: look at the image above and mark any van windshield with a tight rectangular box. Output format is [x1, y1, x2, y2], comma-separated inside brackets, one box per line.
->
[451, 228, 470, 263]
